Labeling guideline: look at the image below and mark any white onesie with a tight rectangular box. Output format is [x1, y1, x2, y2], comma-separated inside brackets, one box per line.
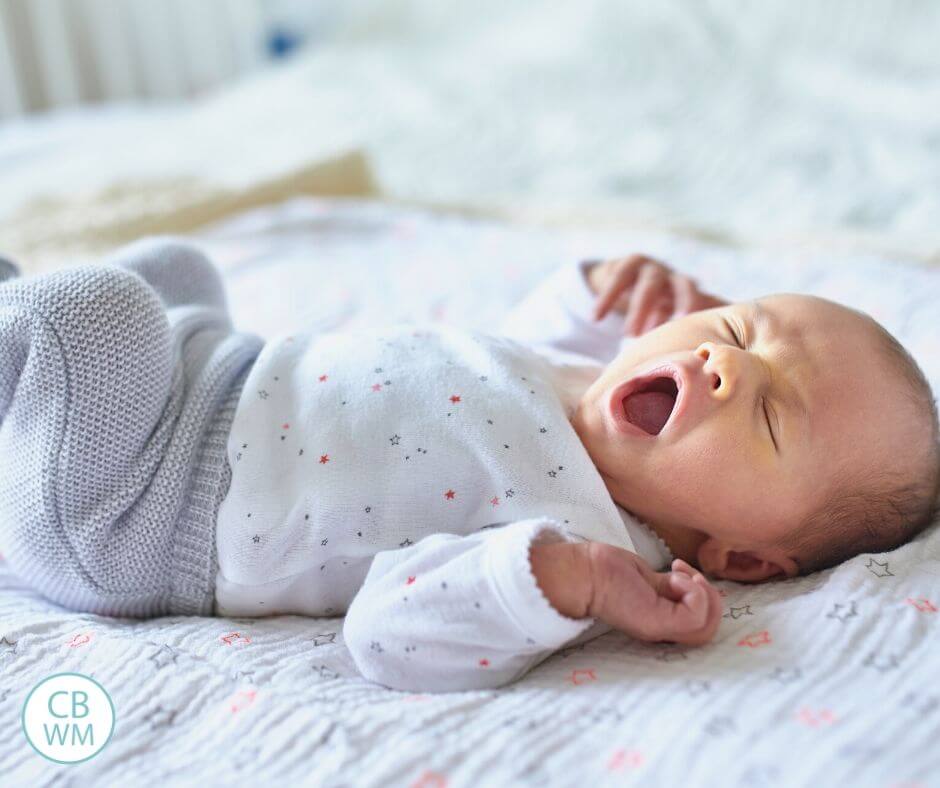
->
[215, 260, 673, 691]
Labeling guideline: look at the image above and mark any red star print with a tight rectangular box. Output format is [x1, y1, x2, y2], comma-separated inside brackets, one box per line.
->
[449, 394, 461, 403]
[229, 689, 257, 714]
[220, 632, 252, 646]
[406, 576, 416, 585]
[66, 633, 91, 648]
[490, 496, 500, 506]
[282, 423, 290, 429]
[319, 454, 330, 464]
[318, 374, 328, 382]
[737, 630, 771, 648]
[479, 658, 490, 667]
[607, 749, 644, 771]
[906, 597, 937, 613]
[372, 383, 383, 392]
[444, 489, 456, 500]
[797, 707, 835, 728]
[568, 668, 597, 685]
[411, 771, 447, 788]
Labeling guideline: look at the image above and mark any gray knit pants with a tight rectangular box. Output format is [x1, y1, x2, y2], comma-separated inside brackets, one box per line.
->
[0, 239, 263, 617]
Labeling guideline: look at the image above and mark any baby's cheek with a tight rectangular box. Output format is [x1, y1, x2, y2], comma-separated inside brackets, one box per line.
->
[664, 441, 760, 524]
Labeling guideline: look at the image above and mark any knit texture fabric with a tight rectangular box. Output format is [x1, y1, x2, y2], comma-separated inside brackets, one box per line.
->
[0, 239, 262, 617]
[0, 257, 18, 283]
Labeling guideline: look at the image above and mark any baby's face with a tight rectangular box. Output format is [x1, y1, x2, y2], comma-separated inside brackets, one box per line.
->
[571, 293, 920, 580]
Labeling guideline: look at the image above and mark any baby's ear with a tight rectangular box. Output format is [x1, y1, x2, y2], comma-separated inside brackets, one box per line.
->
[697, 540, 798, 583]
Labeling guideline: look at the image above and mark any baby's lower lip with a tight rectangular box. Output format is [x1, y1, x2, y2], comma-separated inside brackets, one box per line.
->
[608, 380, 657, 439]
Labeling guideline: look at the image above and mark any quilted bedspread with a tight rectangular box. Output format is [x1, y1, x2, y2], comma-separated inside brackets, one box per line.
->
[1, 198, 938, 787]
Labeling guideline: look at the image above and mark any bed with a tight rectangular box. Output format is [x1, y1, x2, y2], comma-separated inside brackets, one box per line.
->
[1, 196, 938, 787]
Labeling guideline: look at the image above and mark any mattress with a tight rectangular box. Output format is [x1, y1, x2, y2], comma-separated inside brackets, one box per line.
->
[1, 198, 938, 787]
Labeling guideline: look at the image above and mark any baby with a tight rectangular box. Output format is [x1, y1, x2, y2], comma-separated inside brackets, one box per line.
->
[0, 240, 937, 694]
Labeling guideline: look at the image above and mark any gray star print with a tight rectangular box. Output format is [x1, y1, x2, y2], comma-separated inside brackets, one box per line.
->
[770, 667, 802, 684]
[149, 644, 179, 669]
[146, 706, 178, 729]
[313, 633, 336, 647]
[685, 679, 711, 696]
[723, 604, 753, 619]
[0, 636, 18, 656]
[863, 652, 901, 672]
[400, 538, 413, 547]
[656, 648, 689, 662]
[902, 692, 939, 715]
[548, 470, 557, 478]
[703, 715, 736, 736]
[390, 434, 401, 445]
[258, 390, 269, 399]
[827, 601, 858, 622]
[865, 558, 894, 577]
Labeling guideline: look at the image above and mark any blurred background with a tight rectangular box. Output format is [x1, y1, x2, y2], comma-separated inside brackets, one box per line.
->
[1, 0, 939, 271]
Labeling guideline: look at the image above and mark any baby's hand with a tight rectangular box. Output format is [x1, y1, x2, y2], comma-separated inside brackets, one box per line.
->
[586, 254, 727, 336]
[586, 545, 723, 646]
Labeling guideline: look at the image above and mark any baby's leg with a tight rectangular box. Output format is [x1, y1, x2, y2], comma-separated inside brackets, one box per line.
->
[0, 257, 19, 283]
[0, 241, 262, 617]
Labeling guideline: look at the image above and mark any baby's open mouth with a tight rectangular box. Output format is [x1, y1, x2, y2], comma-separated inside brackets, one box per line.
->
[621, 376, 679, 435]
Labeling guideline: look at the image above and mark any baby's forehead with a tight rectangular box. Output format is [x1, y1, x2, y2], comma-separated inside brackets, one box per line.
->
[748, 293, 872, 336]
[740, 293, 887, 381]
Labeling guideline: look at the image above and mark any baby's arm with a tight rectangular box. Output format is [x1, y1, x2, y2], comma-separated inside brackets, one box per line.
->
[531, 542, 723, 646]
[498, 259, 630, 364]
[499, 255, 727, 364]
[103, 236, 234, 326]
[588, 254, 729, 334]
[343, 518, 605, 693]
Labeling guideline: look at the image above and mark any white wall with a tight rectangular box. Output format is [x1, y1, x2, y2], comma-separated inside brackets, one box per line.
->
[0, 0, 270, 118]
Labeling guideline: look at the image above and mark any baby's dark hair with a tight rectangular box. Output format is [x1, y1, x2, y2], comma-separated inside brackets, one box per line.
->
[780, 314, 940, 576]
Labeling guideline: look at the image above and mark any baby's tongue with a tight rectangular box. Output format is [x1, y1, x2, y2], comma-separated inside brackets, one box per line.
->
[623, 390, 674, 435]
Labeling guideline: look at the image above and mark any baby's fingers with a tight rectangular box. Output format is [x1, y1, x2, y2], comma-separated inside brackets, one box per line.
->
[654, 573, 709, 636]
[668, 574, 723, 646]
[592, 257, 643, 320]
[626, 266, 668, 336]
[668, 271, 698, 317]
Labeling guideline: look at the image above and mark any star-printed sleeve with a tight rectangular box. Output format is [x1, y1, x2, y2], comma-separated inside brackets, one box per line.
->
[343, 517, 611, 692]
[498, 259, 630, 364]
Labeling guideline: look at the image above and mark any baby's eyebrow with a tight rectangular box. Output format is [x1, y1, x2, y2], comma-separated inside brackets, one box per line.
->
[750, 300, 811, 431]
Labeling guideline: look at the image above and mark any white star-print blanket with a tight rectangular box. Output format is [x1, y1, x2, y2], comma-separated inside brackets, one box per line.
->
[1, 198, 938, 786]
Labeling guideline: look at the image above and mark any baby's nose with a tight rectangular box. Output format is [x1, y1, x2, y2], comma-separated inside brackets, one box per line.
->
[696, 342, 727, 395]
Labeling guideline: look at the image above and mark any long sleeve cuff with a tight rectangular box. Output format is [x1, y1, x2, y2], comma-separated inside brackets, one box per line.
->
[343, 519, 601, 692]
[486, 518, 596, 647]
